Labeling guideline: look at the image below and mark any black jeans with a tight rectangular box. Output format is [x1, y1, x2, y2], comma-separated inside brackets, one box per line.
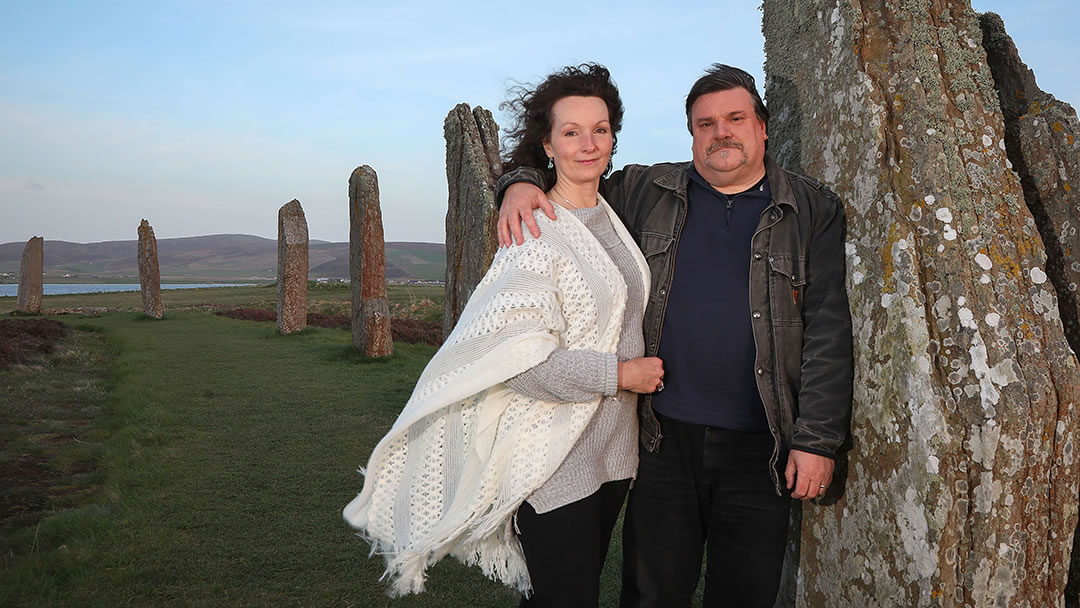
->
[516, 478, 632, 608]
[620, 415, 791, 608]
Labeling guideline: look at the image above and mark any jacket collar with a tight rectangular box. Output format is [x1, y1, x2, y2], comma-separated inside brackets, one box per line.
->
[764, 155, 799, 214]
[653, 157, 799, 214]
[653, 162, 691, 194]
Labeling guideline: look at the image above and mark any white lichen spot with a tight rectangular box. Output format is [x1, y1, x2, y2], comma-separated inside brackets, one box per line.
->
[1031, 267, 1048, 284]
[881, 293, 895, 308]
[957, 296, 966, 306]
[999, 139, 1006, 151]
[934, 295, 951, 318]
[896, 486, 938, 578]
[975, 253, 992, 270]
[958, 307, 976, 329]
[937, 244, 945, 253]
[936, 207, 953, 222]
[970, 424, 1002, 468]
[974, 472, 1001, 515]
[1006, 158, 1013, 170]
[927, 128, 936, 136]
[982, 134, 993, 147]
[968, 332, 1019, 412]
[943, 224, 957, 240]
[985, 312, 1001, 327]
[927, 454, 939, 474]
[853, 270, 865, 285]
[925, 194, 937, 206]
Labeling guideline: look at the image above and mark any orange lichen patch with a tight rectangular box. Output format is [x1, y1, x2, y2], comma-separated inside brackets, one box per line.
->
[1029, 102, 1043, 115]
[894, 93, 903, 112]
[1053, 121, 1065, 133]
[881, 222, 901, 288]
[1067, 134, 1075, 145]
[1015, 89, 1025, 100]
[987, 243, 1024, 282]
[1065, 182, 1073, 194]
[1018, 321, 1035, 341]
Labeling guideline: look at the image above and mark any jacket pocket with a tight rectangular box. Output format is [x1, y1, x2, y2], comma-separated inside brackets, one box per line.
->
[768, 254, 806, 326]
[638, 232, 672, 301]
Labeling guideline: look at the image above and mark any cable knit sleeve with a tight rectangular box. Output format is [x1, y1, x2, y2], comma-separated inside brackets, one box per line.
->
[505, 348, 619, 403]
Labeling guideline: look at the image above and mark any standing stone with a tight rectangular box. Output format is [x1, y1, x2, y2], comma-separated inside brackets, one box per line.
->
[763, 2, 1080, 606]
[276, 199, 308, 334]
[979, 13, 1080, 606]
[348, 165, 393, 357]
[443, 103, 501, 337]
[137, 219, 163, 319]
[15, 236, 43, 313]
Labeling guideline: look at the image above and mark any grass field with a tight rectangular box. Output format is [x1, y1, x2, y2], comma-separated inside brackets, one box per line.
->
[0, 283, 444, 322]
[0, 286, 630, 606]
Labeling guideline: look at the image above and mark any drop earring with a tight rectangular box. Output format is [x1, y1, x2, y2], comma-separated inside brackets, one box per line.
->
[547, 157, 554, 169]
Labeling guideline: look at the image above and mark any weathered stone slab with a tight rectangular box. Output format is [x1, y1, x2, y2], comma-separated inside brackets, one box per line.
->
[137, 219, 163, 319]
[16, 236, 43, 313]
[979, 13, 1080, 606]
[443, 103, 501, 337]
[763, 1, 1080, 606]
[348, 165, 393, 357]
[276, 199, 308, 334]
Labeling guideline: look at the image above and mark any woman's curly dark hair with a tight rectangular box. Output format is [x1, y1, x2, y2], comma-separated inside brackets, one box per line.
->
[500, 63, 624, 184]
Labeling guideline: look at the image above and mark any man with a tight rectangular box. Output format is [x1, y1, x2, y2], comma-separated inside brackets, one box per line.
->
[496, 64, 853, 608]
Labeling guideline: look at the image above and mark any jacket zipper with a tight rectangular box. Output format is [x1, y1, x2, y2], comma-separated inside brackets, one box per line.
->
[646, 191, 689, 451]
[750, 203, 785, 493]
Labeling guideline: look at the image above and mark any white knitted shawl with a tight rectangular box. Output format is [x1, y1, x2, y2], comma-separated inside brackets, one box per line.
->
[343, 196, 649, 596]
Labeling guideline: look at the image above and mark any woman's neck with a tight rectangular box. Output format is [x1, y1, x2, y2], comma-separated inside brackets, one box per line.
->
[547, 177, 600, 210]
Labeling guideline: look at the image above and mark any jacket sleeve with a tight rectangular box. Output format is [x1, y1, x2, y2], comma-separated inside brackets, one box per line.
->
[494, 167, 548, 206]
[494, 164, 647, 215]
[790, 190, 854, 460]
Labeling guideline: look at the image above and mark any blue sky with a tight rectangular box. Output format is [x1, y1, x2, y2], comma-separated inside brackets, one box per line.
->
[2, 1, 1077, 245]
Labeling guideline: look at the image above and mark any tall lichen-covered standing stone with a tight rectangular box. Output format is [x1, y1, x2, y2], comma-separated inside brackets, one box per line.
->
[276, 199, 308, 334]
[980, 12, 1080, 356]
[979, 13, 1080, 605]
[762, 2, 1080, 606]
[16, 236, 43, 313]
[137, 219, 163, 319]
[443, 103, 501, 336]
[348, 165, 393, 357]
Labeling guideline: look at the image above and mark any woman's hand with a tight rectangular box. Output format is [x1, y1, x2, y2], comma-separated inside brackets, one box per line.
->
[617, 357, 665, 394]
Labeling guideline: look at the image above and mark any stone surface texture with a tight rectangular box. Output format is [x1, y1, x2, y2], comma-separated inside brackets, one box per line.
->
[763, 1, 1080, 606]
[276, 199, 308, 334]
[979, 12, 1080, 606]
[348, 165, 393, 357]
[443, 103, 501, 336]
[16, 237, 43, 313]
[137, 219, 163, 319]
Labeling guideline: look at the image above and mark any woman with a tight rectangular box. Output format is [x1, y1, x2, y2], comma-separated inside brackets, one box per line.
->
[343, 63, 662, 607]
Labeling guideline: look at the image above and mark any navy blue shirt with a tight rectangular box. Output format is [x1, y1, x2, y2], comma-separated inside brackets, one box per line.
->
[650, 166, 771, 431]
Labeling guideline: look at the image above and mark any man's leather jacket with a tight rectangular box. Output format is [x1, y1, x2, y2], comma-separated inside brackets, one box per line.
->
[495, 155, 853, 501]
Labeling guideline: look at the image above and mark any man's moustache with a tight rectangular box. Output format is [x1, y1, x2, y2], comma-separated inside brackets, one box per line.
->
[707, 139, 742, 154]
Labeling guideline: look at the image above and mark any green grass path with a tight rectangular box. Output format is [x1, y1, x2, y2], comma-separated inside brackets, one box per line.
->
[3, 311, 523, 606]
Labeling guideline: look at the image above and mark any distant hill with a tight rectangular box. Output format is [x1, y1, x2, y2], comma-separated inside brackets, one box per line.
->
[0, 235, 446, 282]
